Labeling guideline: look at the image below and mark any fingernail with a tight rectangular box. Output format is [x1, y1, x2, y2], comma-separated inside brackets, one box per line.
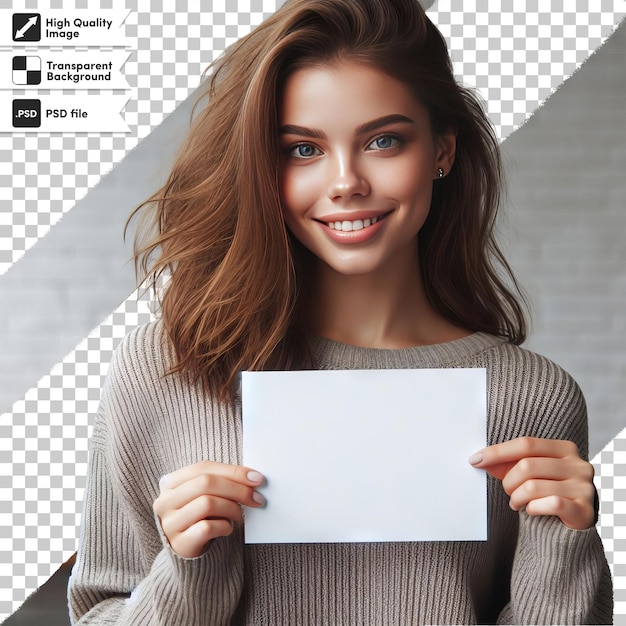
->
[468, 452, 483, 465]
[247, 470, 264, 483]
[252, 491, 265, 505]
[159, 474, 171, 489]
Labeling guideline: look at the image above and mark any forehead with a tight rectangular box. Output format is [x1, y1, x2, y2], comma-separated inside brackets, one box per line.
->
[279, 61, 429, 128]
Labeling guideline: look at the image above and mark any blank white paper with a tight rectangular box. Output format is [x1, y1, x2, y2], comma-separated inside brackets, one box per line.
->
[242, 368, 486, 544]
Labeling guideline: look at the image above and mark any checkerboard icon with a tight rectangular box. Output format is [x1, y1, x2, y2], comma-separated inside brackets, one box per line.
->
[12, 56, 42, 86]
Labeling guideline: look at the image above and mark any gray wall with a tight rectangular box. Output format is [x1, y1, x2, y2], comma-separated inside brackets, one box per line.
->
[502, 20, 626, 453]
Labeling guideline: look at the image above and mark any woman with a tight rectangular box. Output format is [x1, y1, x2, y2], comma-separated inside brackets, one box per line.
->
[68, 0, 613, 623]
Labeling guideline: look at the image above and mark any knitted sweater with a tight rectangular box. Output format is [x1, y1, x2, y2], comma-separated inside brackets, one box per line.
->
[68, 321, 613, 625]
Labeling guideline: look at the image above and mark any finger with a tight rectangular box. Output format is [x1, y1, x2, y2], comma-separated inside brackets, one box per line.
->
[508, 478, 592, 511]
[502, 456, 594, 496]
[169, 518, 235, 559]
[469, 437, 579, 469]
[477, 460, 517, 482]
[161, 494, 244, 538]
[154, 473, 265, 517]
[159, 460, 264, 491]
[525, 494, 595, 530]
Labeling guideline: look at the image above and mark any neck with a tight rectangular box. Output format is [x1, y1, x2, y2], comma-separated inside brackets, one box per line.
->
[308, 244, 469, 349]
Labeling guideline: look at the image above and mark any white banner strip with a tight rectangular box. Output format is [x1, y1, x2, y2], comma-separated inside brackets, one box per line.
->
[1, 10, 131, 47]
[1, 94, 130, 132]
[0, 50, 131, 90]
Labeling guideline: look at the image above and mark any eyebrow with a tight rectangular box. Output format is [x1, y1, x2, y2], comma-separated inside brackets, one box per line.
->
[279, 114, 415, 139]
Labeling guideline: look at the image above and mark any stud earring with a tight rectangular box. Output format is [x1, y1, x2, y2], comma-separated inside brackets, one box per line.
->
[437, 168, 444, 178]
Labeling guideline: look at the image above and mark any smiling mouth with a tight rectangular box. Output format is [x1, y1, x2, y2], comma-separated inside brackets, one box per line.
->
[319, 211, 392, 232]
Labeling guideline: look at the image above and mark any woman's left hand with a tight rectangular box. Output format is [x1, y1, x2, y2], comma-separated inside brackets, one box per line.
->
[469, 437, 596, 530]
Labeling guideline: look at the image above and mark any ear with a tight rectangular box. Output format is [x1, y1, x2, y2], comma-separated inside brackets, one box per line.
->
[433, 129, 457, 179]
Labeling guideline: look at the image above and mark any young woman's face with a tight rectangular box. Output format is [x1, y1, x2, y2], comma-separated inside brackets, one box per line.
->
[278, 60, 454, 277]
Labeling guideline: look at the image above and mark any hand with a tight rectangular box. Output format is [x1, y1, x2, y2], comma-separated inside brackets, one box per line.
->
[469, 437, 596, 530]
[153, 461, 265, 558]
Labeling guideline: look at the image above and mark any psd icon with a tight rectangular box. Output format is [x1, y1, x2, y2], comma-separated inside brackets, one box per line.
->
[13, 99, 41, 128]
[13, 56, 41, 86]
[13, 14, 41, 42]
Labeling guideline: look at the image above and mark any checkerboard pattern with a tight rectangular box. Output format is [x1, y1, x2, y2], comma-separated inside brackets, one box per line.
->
[427, 0, 625, 141]
[0, 0, 624, 621]
[12, 55, 42, 85]
[594, 431, 626, 618]
[0, 289, 158, 614]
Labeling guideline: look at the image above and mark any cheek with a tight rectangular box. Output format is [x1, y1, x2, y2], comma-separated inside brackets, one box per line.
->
[279, 167, 318, 222]
[278, 173, 297, 227]
[395, 157, 435, 202]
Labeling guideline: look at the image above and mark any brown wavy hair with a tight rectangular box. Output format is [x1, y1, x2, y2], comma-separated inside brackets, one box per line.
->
[128, 0, 528, 401]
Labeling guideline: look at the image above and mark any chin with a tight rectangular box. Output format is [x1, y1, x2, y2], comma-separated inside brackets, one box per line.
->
[321, 257, 386, 277]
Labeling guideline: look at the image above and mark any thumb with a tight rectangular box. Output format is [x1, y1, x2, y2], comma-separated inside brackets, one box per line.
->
[469, 457, 516, 482]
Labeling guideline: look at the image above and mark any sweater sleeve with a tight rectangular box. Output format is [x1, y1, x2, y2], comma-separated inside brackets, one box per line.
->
[494, 356, 613, 625]
[68, 325, 244, 625]
[496, 511, 613, 625]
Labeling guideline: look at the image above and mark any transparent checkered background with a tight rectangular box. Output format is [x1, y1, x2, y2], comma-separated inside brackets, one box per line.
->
[430, 0, 623, 139]
[0, 0, 625, 620]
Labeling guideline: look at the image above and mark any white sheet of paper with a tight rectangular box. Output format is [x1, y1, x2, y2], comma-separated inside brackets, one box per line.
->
[242, 368, 486, 544]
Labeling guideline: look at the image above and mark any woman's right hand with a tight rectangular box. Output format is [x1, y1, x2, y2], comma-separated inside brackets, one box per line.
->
[153, 461, 265, 558]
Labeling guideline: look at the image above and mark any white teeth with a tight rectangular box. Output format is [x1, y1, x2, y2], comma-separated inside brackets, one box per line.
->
[328, 216, 383, 231]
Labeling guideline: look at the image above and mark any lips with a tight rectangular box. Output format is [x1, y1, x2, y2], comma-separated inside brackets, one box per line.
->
[317, 211, 392, 232]
[313, 210, 393, 244]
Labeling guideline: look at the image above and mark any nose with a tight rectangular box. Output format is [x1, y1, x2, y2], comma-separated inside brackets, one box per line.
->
[327, 153, 370, 200]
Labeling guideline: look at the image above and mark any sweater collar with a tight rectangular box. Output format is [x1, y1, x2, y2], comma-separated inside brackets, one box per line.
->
[312, 332, 506, 370]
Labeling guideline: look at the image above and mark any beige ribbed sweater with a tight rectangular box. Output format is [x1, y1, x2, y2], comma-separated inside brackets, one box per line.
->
[68, 321, 613, 625]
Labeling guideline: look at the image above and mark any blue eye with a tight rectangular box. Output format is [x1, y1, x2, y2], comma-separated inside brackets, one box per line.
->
[368, 135, 399, 150]
[290, 144, 320, 158]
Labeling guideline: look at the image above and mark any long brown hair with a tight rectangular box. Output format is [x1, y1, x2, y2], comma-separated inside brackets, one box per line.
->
[128, 0, 528, 401]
